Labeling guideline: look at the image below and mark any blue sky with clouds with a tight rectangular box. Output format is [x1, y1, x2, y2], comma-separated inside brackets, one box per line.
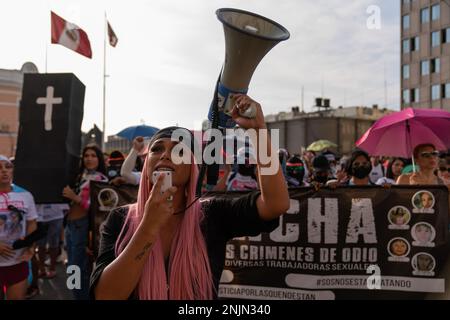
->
[1, 0, 400, 135]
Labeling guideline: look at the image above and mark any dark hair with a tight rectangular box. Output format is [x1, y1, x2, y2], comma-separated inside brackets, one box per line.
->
[391, 207, 407, 217]
[10, 211, 23, 222]
[346, 149, 371, 176]
[80, 144, 106, 176]
[413, 144, 436, 159]
[386, 158, 407, 180]
[237, 164, 257, 180]
[313, 155, 330, 170]
[109, 150, 125, 162]
[287, 155, 303, 164]
[278, 149, 289, 164]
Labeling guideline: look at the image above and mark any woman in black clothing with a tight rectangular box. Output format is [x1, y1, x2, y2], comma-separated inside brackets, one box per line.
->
[91, 95, 290, 300]
[344, 149, 374, 186]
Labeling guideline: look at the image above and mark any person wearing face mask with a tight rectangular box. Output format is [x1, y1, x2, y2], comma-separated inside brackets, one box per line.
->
[286, 156, 308, 187]
[343, 149, 374, 186]
[311, 155, 332, 186]
[107, 150, 125, 181]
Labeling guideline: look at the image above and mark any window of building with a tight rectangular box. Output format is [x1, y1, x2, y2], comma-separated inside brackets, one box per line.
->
[431, 31, 441, 47]
[421, 8, 430, 23]
[431, 4, 440, 21]
[411, 36, 420, 51]
[411, 88, 420, 103]
[431, 84, 441, 100]
[431, 58, 440, 73]
[445, 84, 450, 99]
[444, 28, 450, 43]
[403, 90, 410, 104]
[421, 60, 430, 76]
[403, 64, 410, 79]
[402, 15, 410, 29]
[403, 39, 410, 53]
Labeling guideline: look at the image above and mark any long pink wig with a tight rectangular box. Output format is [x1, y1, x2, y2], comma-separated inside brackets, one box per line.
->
[115, 152, 214, 300]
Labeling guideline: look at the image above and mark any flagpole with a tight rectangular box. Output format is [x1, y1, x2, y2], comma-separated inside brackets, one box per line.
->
[102, 12, 107, 151]
[46, 10, 50, 73]
[45, 44, 48, 73]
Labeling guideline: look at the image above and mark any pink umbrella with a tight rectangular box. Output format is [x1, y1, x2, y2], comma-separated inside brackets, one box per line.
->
[356, 108, 450, 159]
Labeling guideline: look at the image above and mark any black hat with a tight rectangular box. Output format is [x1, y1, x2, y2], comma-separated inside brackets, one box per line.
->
[313, 155, 330, 172]
[109, 150, 125, 162]
[148, 126, 197, 154]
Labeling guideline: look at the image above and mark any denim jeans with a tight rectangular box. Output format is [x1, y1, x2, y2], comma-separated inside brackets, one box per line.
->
[65, 216, 90, 300]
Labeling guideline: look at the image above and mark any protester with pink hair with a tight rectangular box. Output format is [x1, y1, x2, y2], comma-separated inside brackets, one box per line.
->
[90, 95, 290, 300]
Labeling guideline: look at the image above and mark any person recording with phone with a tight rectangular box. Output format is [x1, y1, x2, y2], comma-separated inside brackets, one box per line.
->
[90, 94, 290, 300]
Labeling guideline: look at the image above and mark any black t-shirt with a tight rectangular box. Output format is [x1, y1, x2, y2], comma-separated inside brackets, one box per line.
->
[89, 191, 279, 299]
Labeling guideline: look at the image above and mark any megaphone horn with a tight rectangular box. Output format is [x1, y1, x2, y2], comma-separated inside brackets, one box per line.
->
[208, 8, 290, 129]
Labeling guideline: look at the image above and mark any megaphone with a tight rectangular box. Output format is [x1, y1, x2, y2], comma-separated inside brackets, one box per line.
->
[208, 8, 290, 129]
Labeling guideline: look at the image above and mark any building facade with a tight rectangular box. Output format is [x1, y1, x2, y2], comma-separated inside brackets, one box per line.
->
[265, 105, 393, 155]
[105, 135, 132, 154]
[401, 0, 450, 111]
[0, 63, 38, 157]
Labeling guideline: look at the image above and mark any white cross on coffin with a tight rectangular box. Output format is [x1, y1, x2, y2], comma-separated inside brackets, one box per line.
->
[36, 86, 63, 131]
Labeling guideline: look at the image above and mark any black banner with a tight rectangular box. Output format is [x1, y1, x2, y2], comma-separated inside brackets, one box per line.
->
[214, 186, 450, 300]
[88, 183, 450, 299]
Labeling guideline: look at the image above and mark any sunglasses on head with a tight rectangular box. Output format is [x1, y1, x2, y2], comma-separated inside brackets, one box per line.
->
[420, 151, 439, 158]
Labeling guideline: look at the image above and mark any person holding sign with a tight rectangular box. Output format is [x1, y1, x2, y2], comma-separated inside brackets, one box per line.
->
[90, 95, 290, 300]
[344, 150, 374, 186]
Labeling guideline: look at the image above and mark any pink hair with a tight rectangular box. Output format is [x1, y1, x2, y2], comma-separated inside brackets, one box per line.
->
[115, 153, 214, 299]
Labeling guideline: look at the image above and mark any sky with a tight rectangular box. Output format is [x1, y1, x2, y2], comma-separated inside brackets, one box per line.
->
[1, 0, 400, 136]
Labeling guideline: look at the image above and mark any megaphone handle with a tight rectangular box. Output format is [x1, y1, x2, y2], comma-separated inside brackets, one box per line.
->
[197, 71, 222, 197]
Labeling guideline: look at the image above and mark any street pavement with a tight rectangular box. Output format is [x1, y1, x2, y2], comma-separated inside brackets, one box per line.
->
[30, 263, 73, 300]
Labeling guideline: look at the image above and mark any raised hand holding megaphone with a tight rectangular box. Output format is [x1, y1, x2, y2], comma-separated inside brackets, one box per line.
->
[208, 8, 290, 129]
[230, 94, 266, 130]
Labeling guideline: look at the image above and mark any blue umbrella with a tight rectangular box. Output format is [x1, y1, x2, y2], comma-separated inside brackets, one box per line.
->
[116, 125, 159, 141]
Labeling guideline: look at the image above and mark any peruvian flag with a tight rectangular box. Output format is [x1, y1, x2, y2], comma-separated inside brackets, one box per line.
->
[51, 11, 92, 59]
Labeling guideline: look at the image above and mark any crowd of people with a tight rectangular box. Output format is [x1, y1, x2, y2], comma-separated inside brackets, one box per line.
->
[1, 95, 449, 300]
[274, 143, 449, 190]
